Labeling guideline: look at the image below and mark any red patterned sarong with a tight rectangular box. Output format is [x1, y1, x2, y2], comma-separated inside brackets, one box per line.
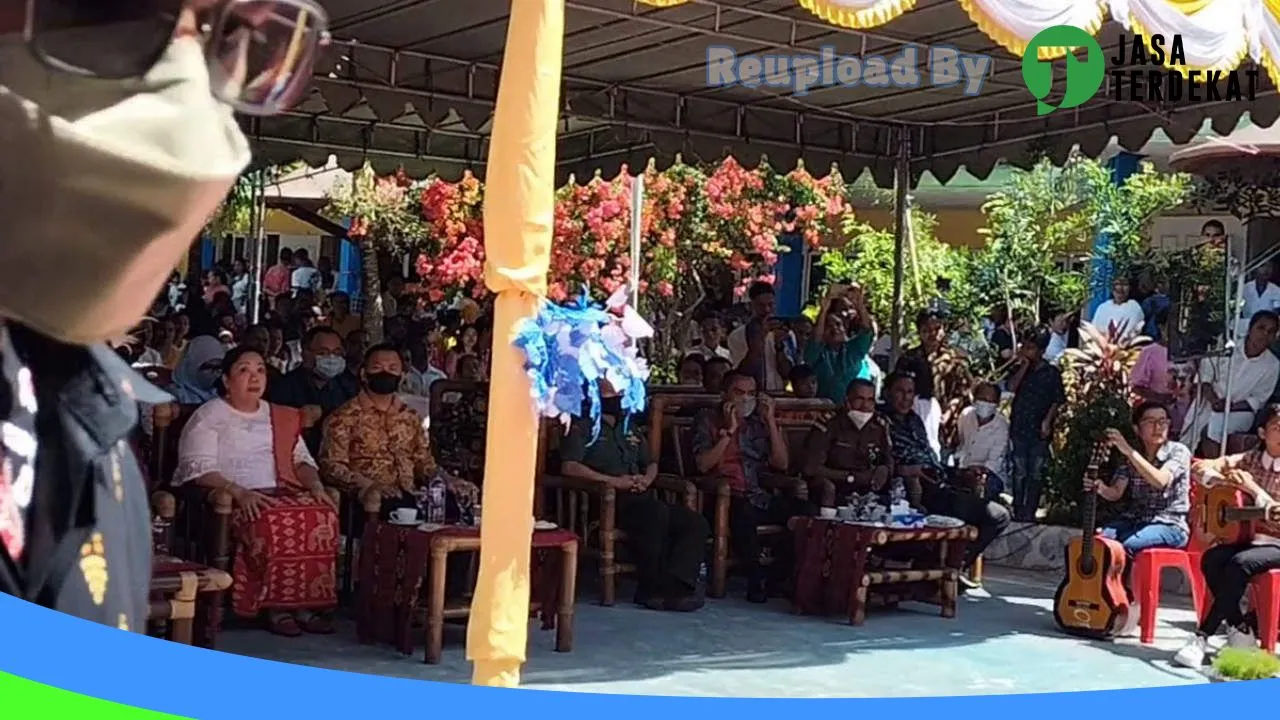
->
[231, 494, 339, 617]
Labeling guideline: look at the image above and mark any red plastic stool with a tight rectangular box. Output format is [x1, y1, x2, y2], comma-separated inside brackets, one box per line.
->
[1133, 548, 1205, 645]
[1253, 570, 1280, 654]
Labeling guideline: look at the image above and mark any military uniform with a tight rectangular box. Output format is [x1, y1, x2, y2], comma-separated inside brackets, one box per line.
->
[805, 411, 894, 503]
[0, 323, 167, 631]
[560, 415, 708, 604]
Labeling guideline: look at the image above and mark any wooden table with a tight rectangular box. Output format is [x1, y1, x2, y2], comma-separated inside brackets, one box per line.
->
[149, 555, 232, 646]
[790, 517, 976, 626]
[356, 522, 579, 664]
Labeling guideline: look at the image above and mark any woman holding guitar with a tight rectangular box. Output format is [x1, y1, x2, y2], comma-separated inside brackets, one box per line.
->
[1084, 401, 1192, 636]
[1180, 403, 1280, 668]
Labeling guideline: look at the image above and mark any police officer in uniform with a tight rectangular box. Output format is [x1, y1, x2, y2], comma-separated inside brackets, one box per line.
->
[0, 0, 329, 629]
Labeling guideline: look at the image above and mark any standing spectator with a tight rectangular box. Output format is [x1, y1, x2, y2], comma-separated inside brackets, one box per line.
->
[202, 269, 231, 305]
[728, 282, 783, 391]
[703, 356, 732, 395]
[1045, 309, 1072, 363]
[316, 256, 336, 294]
[1237, 260, 1280, 340]
[1139, 272, 1170, 342]
[327, 292, 362, 340]
[446, 324, 481, 378]
[688, 316, 731, 361]
[895, 310, 946, 457]
[263, 248, 294, 307]
[230, 258, 252, 317]
[1008, 330, 1065, 521]
[804, 286, 874, 405]
[1090, 276, 1145, 342]
[381, 276, 405, 318]
[677, 354, 705, 386]
[290, 248, 320, 296]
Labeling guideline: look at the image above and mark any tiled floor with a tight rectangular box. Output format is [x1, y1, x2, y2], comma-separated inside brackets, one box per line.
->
[218, 568, 1209, 697]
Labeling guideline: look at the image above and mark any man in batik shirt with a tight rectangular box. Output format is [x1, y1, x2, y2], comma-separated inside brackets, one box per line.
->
[320, 344, 478, 515]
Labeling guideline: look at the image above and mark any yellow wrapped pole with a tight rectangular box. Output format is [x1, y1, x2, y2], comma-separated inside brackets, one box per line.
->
[465, 0, 562, 688]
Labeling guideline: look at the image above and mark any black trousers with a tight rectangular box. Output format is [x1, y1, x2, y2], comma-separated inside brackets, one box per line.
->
[1197, 542, 1280, 635]
[720, 493, 811, 584]
[617, 491, 709, 600]
[921, 482, 1010, 566]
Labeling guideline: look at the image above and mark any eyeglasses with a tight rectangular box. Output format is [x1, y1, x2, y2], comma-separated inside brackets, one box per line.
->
[1140, 418, 1172, 429]
[24, 0, 329, 116]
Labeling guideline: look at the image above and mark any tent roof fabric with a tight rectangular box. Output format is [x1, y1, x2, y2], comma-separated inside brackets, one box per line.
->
[250, 0, 1280, 186]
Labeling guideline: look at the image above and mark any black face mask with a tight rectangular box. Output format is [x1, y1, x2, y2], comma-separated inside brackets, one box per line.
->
[365, 372, 402, 395]
[600, 396, 623, 416]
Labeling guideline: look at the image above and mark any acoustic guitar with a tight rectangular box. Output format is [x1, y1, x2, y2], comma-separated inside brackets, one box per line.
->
[1197, 482, 1274, 547]
[1054, 441, 1130, 638]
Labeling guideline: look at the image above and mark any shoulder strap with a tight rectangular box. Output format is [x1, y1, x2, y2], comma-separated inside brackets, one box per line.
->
[269, 404, 303, 491]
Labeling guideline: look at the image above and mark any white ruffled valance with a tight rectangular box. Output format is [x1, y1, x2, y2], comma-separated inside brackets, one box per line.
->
[636, 0, 1280, 83]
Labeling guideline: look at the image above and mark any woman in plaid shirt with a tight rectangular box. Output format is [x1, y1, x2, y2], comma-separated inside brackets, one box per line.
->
[1086, 400, 1192, 637]
[1177, 403, 1280, 668]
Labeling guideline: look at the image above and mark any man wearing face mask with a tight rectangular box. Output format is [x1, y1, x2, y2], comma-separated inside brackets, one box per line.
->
[268, 327, 359, 455]
[882, 372, 1011, 590]
[320, 345, 479, 515]
[954, 382, 1010, 499]
[559, 384, 709, 611]
[804, 379, 893, 507]
[692, 371, 797, 603]
[0, 0, 330, 627]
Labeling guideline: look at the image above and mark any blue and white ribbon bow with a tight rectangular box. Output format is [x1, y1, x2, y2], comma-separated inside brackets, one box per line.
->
[512, 286, 652, 439]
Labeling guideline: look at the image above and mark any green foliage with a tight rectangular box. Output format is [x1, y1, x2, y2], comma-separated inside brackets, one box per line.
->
[819, 209, 973, 346]
[206, 163, 305, 239]
[1213, 647, 1280, 680]
[1092, 161, 1192, 287]
[323, 164, 425, 252]
[971, 157, 1096, 324]
[1042, 326, 1148, 524]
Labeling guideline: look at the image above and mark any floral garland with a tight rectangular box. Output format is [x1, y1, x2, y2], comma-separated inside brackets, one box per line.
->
[339, 160, 854, 305]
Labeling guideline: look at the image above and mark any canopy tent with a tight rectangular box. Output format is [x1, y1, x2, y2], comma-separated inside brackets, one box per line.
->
[251, 0, 1280, 187]
[256, 0, 1280, 691]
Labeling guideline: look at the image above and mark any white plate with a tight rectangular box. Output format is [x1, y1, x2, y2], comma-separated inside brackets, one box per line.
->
[924, 515, 964, 528]
[388, 517, 421, 527]
[417, 522, 446, 532]
[533, 520, 558, 531]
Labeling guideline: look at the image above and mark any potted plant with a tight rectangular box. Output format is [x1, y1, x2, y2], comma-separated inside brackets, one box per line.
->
[1210, 647, 1280, 681]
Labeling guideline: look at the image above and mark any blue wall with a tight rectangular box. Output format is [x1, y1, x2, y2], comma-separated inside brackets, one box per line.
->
[1088, 152, 1143, 317]
[200, 236, 215, 274]
[336, 217, 363, 305]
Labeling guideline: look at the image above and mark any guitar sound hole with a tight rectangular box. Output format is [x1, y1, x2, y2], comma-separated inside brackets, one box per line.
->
[1078, 556, 1096, 576]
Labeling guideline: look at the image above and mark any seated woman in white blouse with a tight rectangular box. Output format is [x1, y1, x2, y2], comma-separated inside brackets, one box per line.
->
[174, 347, 340, 638]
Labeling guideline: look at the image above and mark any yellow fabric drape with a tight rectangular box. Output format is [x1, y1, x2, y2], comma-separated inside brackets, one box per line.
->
[1163, 0, 1214, 13]
[1267, 0, 1280, 17]
[796, 0, 917, 29]
[465, 0, 561, 689]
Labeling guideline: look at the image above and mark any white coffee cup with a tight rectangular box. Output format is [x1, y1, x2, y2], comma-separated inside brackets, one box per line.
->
[819, 507, 837, 520]
[391, 508, 419, 524]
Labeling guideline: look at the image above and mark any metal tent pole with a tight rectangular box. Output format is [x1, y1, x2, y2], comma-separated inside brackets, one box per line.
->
[890, 127, 910, 367]
[630, 172, 644, 308]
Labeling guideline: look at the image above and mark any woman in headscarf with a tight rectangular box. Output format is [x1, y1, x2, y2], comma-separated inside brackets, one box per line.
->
[172, 335, 227, 405]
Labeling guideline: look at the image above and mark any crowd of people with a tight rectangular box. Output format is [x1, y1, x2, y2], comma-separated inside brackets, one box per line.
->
[119, 229, 1280, 667]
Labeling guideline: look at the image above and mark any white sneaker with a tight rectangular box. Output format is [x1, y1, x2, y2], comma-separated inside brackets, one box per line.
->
[1226, 624, 1258, 649]
[1119, 604, 1141, 637]
[1172, 636, 1208, 668]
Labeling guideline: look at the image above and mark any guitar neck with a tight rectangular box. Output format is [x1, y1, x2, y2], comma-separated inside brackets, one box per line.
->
[1222, 506, 1268, 524]
[1080, 442, 1108, 548]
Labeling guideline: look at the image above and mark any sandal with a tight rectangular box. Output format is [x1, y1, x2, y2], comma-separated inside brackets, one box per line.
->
[298, 611, 336, 635]
[267, 613, 302, 637]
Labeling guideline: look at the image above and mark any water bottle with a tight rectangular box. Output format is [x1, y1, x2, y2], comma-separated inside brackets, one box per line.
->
[427, 474, 447, 524]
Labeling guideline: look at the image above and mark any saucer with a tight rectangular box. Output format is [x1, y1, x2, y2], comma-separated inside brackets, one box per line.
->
[388, 517, 421, 527]
[533, 520, 558, 531]
[924, 515, 964, 528]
